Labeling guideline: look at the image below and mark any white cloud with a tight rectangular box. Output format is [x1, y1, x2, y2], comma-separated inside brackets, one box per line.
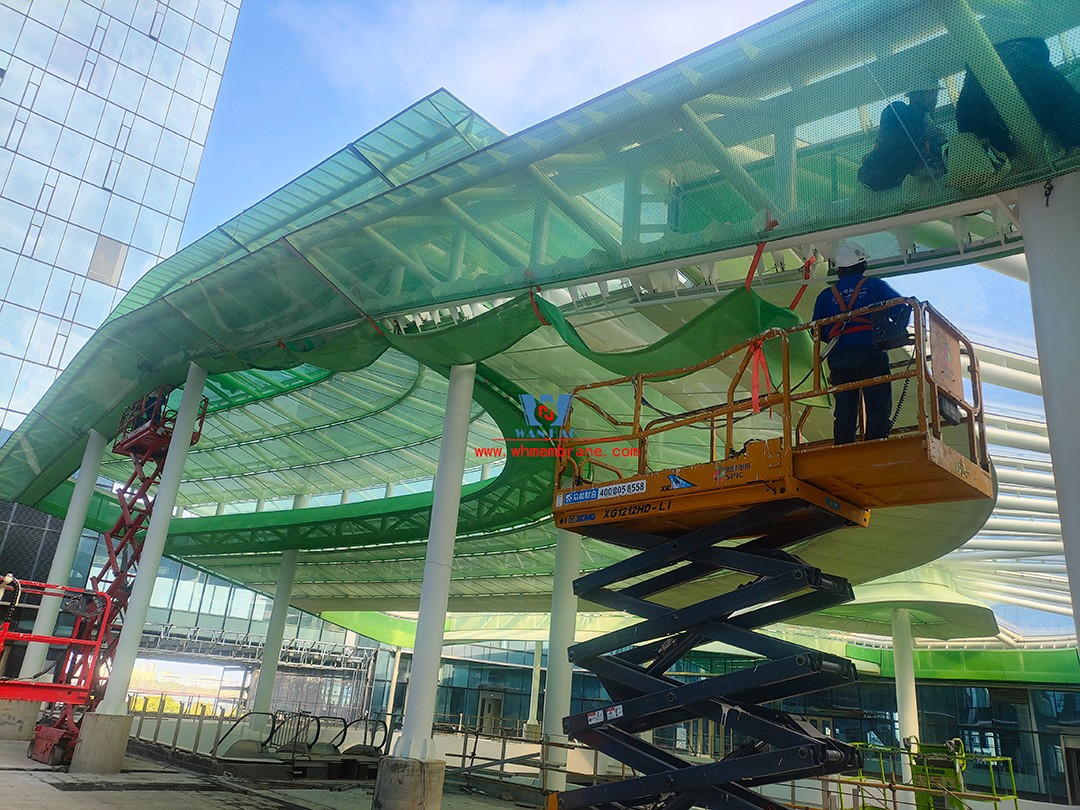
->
[272, 0, 800, 133]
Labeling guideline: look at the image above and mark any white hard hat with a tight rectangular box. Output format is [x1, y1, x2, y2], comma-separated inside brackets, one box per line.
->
[834, 242, 869, 269]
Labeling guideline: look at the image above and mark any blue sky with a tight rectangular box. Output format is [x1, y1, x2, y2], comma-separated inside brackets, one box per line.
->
[182, 0, 801, 243]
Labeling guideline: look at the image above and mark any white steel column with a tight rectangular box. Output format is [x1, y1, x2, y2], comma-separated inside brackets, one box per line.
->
[384, 647, 403, 730]
[250, 546, 300, 714]
[892, 608, 920, 783]
[394, 363, 476, 760]
[20, 429, 107, 679]
[97, 363, 207, 715]
[1018, 171, 1080, 636]
[542, 528, 582, 792]
[524, 640, 543, 740]
[250, 493, 306, 715]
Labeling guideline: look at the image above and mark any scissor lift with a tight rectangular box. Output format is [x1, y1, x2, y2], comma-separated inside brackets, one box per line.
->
[0, 386, 206, 765]
[548, 300, 993, 809]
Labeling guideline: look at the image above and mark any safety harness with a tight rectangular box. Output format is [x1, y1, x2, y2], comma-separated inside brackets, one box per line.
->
[827, 276, 871, 340]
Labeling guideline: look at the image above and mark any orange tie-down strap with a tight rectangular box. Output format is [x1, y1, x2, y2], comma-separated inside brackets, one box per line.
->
[749, 337, 773, 415]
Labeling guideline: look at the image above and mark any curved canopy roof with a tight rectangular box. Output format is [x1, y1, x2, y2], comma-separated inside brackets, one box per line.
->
[2, 0, 1078, 648]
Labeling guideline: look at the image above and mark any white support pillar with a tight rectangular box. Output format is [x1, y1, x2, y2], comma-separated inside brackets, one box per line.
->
[19, 429, 107, 679]
[542, 528, 581, 792]
[214, 501, 225, 515]
[384, 481, 395, 499]
[892, 608, 920, 784]
[340, 489, 351, 505]
[1017, 171, 1080, 636]
[524, 640, 543, 740]
[250, 547, 299, 714]
[250, 493, 306, 715]
[384, 647, 403, 730]
[97, 362, 207, 716]
[393, 363, 476, 760]
[255, 498, 265, 512]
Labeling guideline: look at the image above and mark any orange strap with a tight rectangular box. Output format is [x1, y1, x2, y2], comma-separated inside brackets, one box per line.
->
[827, 276, 871, 339]
[365, 313, 386, 337]
[743, 219, 780, 290]
[529, 286, 550, 326]
[788, 252, 817, 309]
[749, 339, 773, 415]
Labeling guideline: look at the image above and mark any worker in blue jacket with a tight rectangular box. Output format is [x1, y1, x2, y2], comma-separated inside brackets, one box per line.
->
[812, 243, 903, 444]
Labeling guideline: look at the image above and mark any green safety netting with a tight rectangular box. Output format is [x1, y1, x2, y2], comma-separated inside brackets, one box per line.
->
[8, 0, 1077, 505]
[3, 0, 1074, 634]
[0, 280, 806, 510]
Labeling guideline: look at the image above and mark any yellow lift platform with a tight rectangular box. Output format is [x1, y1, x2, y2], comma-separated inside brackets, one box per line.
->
[547, 299, 994, 810]
[553, 298, 991, 539]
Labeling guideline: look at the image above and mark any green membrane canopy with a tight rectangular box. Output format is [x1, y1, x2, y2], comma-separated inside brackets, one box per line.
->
[0, 1, 1077, 645]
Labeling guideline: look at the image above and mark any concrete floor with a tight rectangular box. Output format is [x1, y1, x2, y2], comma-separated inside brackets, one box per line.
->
[0, 741, 536, 810]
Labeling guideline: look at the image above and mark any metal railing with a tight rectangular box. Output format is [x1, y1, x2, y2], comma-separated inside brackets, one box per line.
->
[138, 622, 375, 670]
[555, 298, 989, 485]
[434, 726, 1019, 810]
[850, 742, 1020, 810]
[126, 702, 387, 768]
[128, 699, 238, 757]
[123, 704, 1022, 808]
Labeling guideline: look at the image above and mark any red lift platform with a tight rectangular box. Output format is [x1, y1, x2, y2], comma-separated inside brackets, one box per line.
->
[0, 385, 206, 765]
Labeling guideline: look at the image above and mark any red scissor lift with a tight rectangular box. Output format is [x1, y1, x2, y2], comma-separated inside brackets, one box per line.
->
[0, 386, 206, 765]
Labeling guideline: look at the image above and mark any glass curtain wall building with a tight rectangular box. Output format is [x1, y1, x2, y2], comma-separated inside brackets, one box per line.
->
[0, 0, 240, 428]
[0, 0, 240, 580]
[0, 2, 386, 725]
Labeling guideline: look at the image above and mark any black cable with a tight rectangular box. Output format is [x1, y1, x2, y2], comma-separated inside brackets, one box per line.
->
[889, 378, 912, 428]
[0, 574, 20, 626]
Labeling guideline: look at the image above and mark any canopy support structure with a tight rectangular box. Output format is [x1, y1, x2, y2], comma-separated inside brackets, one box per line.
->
[19, 429, 106, 680]
[892, 607, 921, 784]
[1016, 170, 1080, 639]
[394, 363, 476, 760]
[251, 519, 302, 716]
[71, 364, 208, 774]
[525, 639, 543, 740]
[542, 527, 582, 791]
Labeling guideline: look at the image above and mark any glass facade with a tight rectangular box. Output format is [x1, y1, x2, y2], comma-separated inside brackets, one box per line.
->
[419, 648, 1080, 804]
[76, 528, 383, 719]
[0, 0, 240, 431]
[0, 0, 240, 606]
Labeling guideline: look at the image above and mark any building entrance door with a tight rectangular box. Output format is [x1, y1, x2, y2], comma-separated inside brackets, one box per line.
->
[478, 689, 504, 737]
[1065, 738, 1080, 804]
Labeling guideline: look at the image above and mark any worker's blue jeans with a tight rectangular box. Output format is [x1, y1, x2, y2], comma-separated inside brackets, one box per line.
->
[827, 344, 892, 444]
